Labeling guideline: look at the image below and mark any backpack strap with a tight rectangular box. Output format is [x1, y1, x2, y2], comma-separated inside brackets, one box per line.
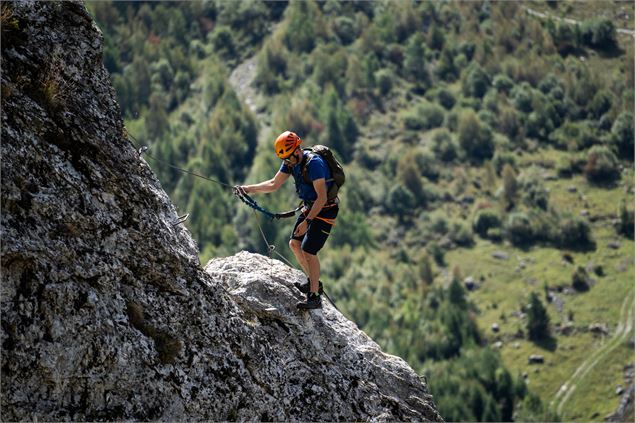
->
[302, 150, 335, 184]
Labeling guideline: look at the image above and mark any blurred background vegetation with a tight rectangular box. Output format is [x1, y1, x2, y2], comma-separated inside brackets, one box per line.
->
[88, 1, 634, 421]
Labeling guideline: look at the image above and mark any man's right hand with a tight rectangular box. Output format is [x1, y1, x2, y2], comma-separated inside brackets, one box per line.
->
[233, 185, 247, 196]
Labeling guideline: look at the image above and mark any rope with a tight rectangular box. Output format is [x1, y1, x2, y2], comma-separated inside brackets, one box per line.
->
[137, 145, 233, 189]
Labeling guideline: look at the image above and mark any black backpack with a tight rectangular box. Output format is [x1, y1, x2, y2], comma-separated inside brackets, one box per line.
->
[301, 145, 345, 200]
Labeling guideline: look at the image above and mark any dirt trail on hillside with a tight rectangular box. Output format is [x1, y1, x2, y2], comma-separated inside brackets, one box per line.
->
[525, 7, 635, 37]
[229, 56, 272, 146]
[551, 289, 635, 417]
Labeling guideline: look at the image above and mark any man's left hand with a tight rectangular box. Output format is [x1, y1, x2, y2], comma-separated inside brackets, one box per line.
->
[294, 220, 309, 237]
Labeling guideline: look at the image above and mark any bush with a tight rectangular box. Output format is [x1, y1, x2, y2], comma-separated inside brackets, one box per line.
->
[458, 110, 494, 162]
[401, 101, 445, 131]
[571, 266, 591, 292]
[618, 201, 635, 238]
[505, 212, 533, 246]
[580, 18, 617, 50]
[492, 74, 514, 93]
[432, 129, 459, 162]
[333, 16, 357, 45]
[588, 89, 613, 119]
[437, 88, 456, 110]
[557, 214, 594, 250]
[556, 154, 586, 177]
[473, 209, 502, 238]
[584, 145, 620, 184]
[449, 221, 474, 247]
[549, 121, 599, 151]
[375, 68, 394, 96]
[511, 84, 533, 113]
[492, 151, 517, 175]
[497, 106, 521, 140]
[518, 171, 549, 210]
[463, 64, 491, 98]
[610, 112, 634, 159]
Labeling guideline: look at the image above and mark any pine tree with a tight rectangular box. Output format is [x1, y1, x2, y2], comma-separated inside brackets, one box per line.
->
[526, 292, 550, 341]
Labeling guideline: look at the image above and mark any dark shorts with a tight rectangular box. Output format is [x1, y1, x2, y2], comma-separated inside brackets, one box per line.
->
[290, 204, 339, 255]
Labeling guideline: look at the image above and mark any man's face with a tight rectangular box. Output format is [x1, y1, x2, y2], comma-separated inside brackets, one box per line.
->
[283, 148, 300, 167]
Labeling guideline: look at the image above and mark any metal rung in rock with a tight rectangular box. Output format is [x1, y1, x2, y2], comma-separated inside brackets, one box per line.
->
[173, 213, 189, 226]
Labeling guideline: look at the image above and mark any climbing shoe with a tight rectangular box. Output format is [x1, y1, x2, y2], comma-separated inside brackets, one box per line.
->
[294, 280, 323, 294]
[296, 292, 322, 310]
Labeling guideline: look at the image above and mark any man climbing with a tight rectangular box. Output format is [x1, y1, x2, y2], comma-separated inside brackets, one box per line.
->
[234, 131, 339, 310]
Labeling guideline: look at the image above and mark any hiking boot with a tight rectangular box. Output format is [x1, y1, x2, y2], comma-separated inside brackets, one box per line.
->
[294, 280, 323, 294]
[296, 292, 322, 310]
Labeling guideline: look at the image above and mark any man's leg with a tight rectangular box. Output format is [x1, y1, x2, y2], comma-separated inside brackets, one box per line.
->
[289, 239, 310, 276]
[303, 252, 320, 293]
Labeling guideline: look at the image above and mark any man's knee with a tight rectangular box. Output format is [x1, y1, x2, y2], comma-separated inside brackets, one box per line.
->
[289, 239, 301, 251]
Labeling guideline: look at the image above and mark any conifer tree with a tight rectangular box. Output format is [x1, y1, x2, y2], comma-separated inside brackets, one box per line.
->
[526, 292, 550, 341]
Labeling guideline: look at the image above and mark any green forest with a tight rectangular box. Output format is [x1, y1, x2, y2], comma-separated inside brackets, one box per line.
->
[88, 1, 634, 421]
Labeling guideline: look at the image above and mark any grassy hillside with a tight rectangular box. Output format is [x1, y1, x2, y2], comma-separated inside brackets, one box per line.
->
[89, 1, 634, 421]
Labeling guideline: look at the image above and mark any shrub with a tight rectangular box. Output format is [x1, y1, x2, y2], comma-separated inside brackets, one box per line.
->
[549, 121, 599, 151]
[588, 89, 613, 119]
[556, 154, 586, 177]
[580, 18, 617, 50]
[571, 266, 591, 292]
[404, 33, 430, 87]
[463, 64, 491, 98]
[333, 16, 357, 45]
[401, 101, 445, 131]
[558, 214, 594, 250]
[538, 73, 563, 95]
[501, 164, 518, 209]
[610, 112, 634, 159]
[584, 145, 620, 184]
[618, 201, 635, 238]
[432, 129, 459, 162]
[458, 110, 494, 162]
[210, 25, 235, 58]
[437, 88, 456, 110]
[497, 106, 521, 140]
[375, 68, 394, 96]
[449, 221, 474, 247]
[493, 74, 514, 93]
[492, 151, 517, 175]
[473, 209, 502, 238]
[511, 84, 533, 113]
[518, 171, 549, 210]
[505, 212, 533, 246]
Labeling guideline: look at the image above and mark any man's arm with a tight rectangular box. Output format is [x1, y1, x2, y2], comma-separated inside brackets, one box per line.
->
[240, 171, 289, 194]
[305, 178, 327, 220]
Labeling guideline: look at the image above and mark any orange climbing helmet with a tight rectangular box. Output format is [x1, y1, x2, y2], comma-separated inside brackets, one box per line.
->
[274, 131, 302, 159]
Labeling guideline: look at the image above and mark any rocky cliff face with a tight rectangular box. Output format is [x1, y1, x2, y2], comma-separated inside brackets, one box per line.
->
[0, 2, 442, 421]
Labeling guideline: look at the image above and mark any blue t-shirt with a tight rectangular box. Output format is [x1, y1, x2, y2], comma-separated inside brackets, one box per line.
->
[280, 150, 333, 202]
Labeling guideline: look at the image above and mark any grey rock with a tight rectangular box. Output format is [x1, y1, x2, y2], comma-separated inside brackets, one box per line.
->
[528, 355, 545, 364]
[589, 323, 610, 336]
[608, 241, 621, 250]
[567, 186, 578, 193]
[464, 276, 476, 291]
[491, 323, 500, 333]
[0, 3, 442, 422]
[492, 251, 509, 260]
